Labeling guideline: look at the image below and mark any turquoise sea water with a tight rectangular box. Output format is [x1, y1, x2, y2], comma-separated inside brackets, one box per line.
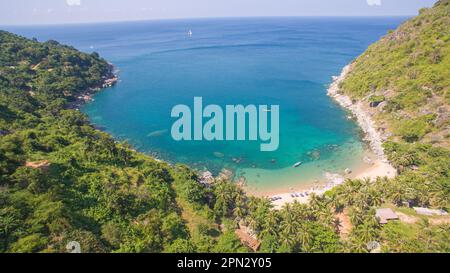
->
[5, 17, 407, 194]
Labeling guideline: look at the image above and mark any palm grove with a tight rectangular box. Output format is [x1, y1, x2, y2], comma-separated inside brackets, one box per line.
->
[0, 0, 449, 253]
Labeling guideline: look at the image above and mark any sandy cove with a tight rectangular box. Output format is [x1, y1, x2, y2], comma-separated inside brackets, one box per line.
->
[263, 64, 397, 210]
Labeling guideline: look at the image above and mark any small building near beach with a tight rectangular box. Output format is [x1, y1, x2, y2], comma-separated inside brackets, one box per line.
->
[376, 208, 399, 224]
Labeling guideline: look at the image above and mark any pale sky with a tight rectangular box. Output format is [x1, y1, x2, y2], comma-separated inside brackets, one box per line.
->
[0, 0, 437, 25]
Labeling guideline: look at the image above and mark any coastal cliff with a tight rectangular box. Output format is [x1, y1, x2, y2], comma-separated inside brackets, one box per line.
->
[328, 65, 393, 165]
[339, 0, 449, 151]
[329, 0, 449, 209]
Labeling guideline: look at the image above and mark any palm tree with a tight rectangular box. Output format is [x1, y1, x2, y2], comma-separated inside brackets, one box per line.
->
[214, 184, 230, 217]
[330, 196, 344, 213]
[280, 204, 299, 235]
[348, 207, 364, 226]
[291, 202, 311, 221]
[317, 207, 335, 228]
[233, 198, 246, 221]
[361, 177, 372, 188]
[259, 198, 273, 211]
[279, 231, 296, 251]
[417, 219, 433, 251]
[332, 217, 343, 234]
[429, 189, 448, 209]
[298, 223, 313, 252]
[369, 190, 383, 207]
[261, 211, 279, 238]
[308, 193, 321, 210]
[347, 236, 369, 253]
[247, 197, 259, 213]
[341, 181, 361, 206]
[390, 151, 415, 172]
[356, 221, 378, 245]
[389, 183, 405, 206]
[353, 193, 370, 211]
[246, 198, 273, 233]
[247, 215, 259, 233]
[278, 204, 302, 251]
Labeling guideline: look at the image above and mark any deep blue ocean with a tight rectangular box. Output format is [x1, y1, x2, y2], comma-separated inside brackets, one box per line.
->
[3, 17, 407, 193]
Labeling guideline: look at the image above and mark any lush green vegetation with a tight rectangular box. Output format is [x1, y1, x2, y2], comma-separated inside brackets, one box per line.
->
[339, 0, 449, 210]
[330, 0, 450, 252]
[0, 0, 448, 254]
[0, 30, 186, 252]
[368, 95, 385, 107]
[0, 31, 249, 253]
[341, 0, 449, 145]
[341, 1, 449, 105]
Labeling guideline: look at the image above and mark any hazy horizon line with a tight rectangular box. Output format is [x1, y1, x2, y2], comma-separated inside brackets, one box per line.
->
[0, 14, 414, 27]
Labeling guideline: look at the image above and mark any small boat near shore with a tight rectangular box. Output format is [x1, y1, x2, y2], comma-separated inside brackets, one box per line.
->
[293, 162, 303, 168]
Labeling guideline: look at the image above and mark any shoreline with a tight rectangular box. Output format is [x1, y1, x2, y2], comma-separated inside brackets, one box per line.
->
[69, 63, 119, 110]
[248, 156, 397, 210]
[327, 65, 389, 161]
[327, 64, 396, 179]
[252, 64, 397, 209]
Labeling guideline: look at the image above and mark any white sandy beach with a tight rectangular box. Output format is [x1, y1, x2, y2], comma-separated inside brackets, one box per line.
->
[354, 159, 396, 180]
[268, 158, 396, 210]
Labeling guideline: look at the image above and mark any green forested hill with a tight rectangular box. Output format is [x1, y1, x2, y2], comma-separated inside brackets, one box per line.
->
[327, 0, 450, 252]
[341, 0, 449, 147]
[0, 31, 225, 253]
[339, 1, 449, 209]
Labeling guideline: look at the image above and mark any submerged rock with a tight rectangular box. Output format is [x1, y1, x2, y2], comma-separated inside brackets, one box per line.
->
[146, 129, 168, 137]
[310, 150, 321, 160]
[232, 157, 242, 164]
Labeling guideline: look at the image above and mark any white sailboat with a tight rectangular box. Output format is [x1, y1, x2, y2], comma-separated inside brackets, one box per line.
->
[188, 29, 193, 37]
